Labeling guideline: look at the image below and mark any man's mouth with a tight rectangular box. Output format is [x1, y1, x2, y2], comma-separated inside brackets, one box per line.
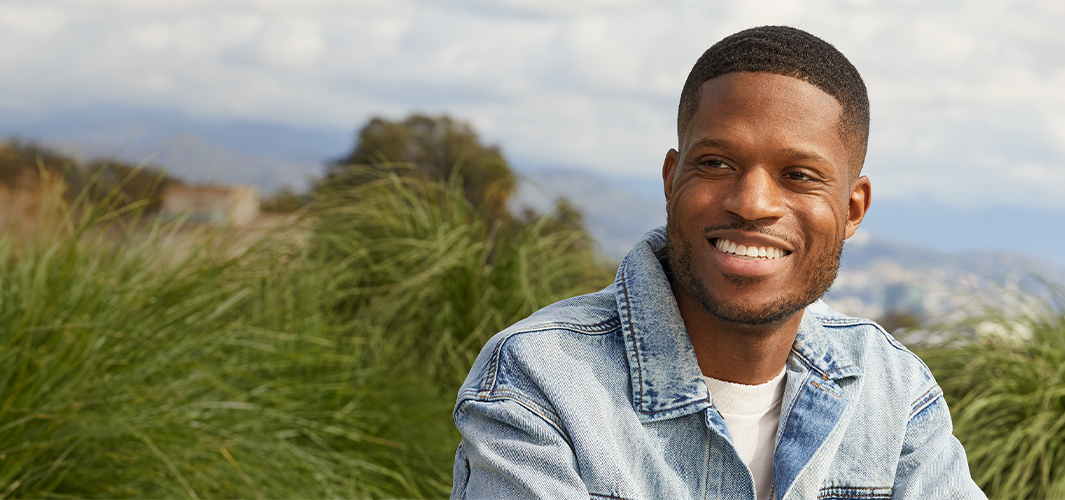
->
[712, 238, 788, 260]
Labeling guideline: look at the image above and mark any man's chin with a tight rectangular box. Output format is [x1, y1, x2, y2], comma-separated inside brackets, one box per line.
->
[706, 297, 811, 327]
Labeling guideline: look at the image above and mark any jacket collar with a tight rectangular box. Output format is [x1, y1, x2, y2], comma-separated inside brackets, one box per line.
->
[615, 227, 860, 424]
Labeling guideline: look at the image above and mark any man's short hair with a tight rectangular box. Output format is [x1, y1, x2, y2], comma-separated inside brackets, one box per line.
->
[678, 26, 870, 173]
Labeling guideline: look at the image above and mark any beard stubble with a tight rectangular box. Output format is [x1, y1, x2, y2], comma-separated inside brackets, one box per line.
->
[665, 217, 843, 327]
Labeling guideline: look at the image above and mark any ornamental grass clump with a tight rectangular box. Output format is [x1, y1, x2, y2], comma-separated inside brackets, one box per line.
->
[919, 296, 1065, 500]
[0, 164, 612, 498]
[308, 167, 613, 389]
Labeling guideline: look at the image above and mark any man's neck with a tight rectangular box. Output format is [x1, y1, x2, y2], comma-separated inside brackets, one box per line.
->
[672, 282, 802, 385]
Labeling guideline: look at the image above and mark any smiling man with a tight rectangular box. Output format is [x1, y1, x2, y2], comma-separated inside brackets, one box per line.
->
[451, 26, 985, 500]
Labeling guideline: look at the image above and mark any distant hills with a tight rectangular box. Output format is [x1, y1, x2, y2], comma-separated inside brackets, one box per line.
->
[0, 105, 350, 192]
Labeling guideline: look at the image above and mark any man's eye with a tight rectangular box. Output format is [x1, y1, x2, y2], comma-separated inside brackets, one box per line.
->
[785, 171, 813, 181]
[699, 159, 730, 169]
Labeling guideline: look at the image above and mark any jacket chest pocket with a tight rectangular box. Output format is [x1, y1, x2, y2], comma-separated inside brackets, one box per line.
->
[817, 486, 892, 499]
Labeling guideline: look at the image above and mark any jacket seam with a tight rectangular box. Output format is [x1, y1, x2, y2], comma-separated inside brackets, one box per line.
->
[456, 442, 471, 495]
[619, 260, 645, 412]
[457, 391, 569, 439]
[823, 364, 858, 375]
[909, 385, 943, 418]
[702, 432, 713, 500]
[481, 318, 621, 396]
[816, 486, 893, 499]
[638, 397, 711, 416]
[791, 348, 830, 380]
[817, 316, 875, 327]
[589, 493, 634, 500]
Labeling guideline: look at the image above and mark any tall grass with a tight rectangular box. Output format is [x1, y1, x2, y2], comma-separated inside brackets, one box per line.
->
[919, 296, 1065, 500]
[0, 168, 613, 498]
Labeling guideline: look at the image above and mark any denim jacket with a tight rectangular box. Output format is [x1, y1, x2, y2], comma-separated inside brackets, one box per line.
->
[452, 227, 985, 500]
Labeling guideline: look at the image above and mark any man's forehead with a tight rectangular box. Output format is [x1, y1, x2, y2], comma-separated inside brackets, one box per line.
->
[686, 73, 843, 135]
[698, 72, 842, 113]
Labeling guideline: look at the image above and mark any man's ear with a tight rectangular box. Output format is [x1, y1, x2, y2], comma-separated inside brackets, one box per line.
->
[662, 148, 680, 203]
[844, 175, 872, 239]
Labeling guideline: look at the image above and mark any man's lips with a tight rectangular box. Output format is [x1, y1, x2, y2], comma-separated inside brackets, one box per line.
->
[707, 237, 791, 277]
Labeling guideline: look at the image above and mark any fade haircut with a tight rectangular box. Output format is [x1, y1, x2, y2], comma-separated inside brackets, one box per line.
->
[678, 26, 870, 173]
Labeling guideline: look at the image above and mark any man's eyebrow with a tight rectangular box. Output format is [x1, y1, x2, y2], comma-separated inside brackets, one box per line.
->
[687, 138, 735, 152]
[777, 147, 832, 165]
[688, 141, 834, 166]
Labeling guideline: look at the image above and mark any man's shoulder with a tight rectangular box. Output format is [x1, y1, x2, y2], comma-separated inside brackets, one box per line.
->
[803, 301, 939, 406]
[457, 286, 626, 401]
[514, 285, 622, 335]
[805, 301, 927, 364]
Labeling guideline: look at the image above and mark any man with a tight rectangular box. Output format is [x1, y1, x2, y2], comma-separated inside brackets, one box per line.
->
[451, 26, 985, 500]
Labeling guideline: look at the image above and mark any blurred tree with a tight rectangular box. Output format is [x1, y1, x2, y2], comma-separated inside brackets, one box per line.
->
[0, 139, 181, 212]
[319, 115, 516, 222]
[261, 187, 306, 214]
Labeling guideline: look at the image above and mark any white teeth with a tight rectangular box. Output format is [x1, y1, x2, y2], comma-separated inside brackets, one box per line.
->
[713, 238, 786, 260]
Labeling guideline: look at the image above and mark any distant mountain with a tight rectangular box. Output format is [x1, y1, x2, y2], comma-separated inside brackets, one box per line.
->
[0, 105, 352, 192]
[84, 133, 322, 192]
[510, 167, 666, 259]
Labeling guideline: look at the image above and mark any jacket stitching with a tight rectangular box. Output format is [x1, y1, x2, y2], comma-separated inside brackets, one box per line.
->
[638, 396, 711, 416]
[589, 493, 633, 500]
[488, 389, 562, 425]
[462, 390, 569, 439]
[823, 365, 857, 374]
[791, 348, 830, 380]
[702, 433, 713, 500]
[909, 386, 943, 418]
[456, 442, 471, 494]
[619, 261, 645, 412]
[505, 317, 621, 335]
[817, 317, 874, 326]
[541, 318, 620, 333]
[481, 318, 621, 397]
[791, 348, 860, 381]
[816, 486, 893, 499]
[819, 317, 918, 360]
[812, 380, 843, 398]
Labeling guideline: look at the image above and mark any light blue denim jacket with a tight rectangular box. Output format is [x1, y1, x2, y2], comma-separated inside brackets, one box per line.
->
[452, 227, 985, 499]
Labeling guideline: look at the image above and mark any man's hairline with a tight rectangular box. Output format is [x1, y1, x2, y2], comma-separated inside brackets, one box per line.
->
[677, 71, 866, 180]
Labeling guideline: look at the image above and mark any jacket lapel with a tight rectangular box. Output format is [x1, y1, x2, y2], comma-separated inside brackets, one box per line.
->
[774, 306, 862, 499]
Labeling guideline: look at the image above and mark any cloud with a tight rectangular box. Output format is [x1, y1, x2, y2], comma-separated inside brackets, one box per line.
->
[0, 1, 1062, 209]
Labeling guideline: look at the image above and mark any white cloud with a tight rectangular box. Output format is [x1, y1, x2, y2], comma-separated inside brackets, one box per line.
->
[0, 0, 1063, 209]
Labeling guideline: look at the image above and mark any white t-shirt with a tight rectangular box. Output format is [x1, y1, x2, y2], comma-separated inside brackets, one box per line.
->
[702, 367, 787, 500]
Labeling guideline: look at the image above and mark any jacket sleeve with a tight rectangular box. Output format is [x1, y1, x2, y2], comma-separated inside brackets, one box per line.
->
[452, 397, 588, 499]
[892, 394, 987, 499]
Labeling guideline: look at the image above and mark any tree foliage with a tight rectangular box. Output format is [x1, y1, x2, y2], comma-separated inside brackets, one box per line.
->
[0, 139, 181, 212]
[320, 115, 516, 223]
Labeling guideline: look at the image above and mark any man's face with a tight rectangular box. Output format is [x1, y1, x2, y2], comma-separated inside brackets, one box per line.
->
[662, 72, 870, 326]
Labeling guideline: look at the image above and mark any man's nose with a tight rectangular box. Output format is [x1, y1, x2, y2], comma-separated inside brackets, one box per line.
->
[721, 168, 786, 222]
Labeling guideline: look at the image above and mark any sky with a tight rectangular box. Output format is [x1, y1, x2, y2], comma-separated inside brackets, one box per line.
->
[1, 1, 1063, 238]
